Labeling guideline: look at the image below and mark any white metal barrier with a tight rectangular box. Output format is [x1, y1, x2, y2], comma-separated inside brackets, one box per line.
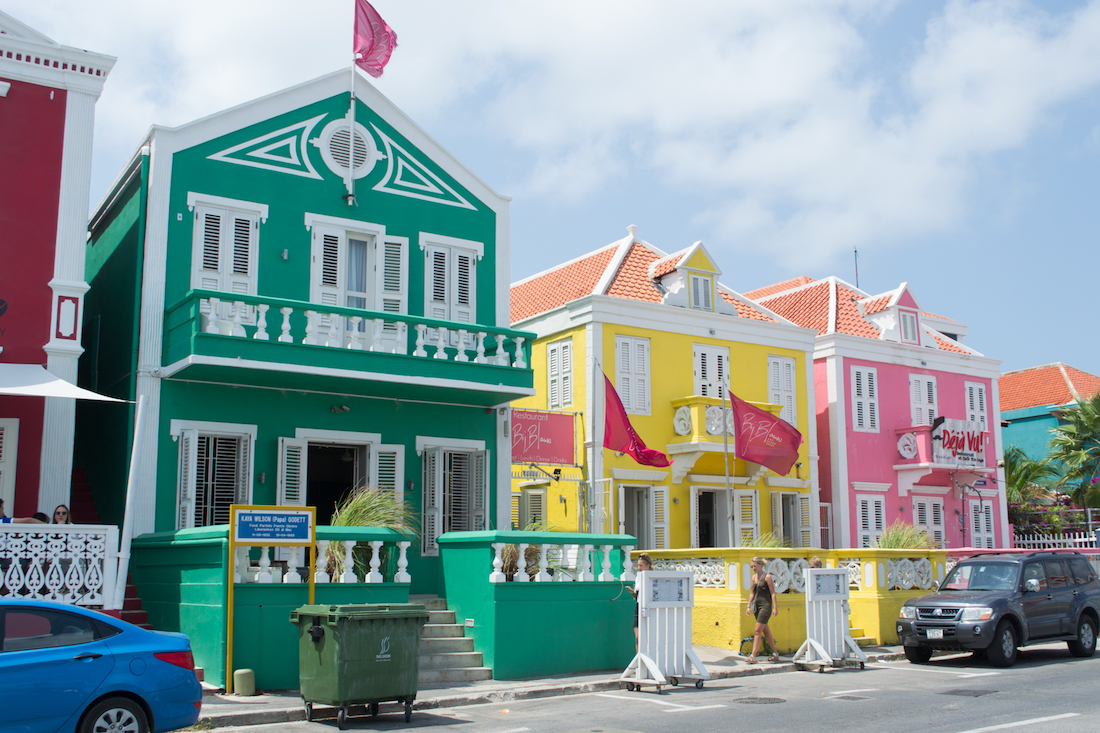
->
[793, 568, 867, 671]
[620, 570, 710, 692]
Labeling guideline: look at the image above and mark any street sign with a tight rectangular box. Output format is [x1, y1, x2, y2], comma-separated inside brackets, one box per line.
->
[234, 507, 314, 545]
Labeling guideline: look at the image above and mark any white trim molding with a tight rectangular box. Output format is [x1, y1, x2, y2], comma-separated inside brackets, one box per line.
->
[851, 481, 892, 493]
[416, 435, 486, 455]
[187, 192, 269, 222]
[609, 468, 669, 482]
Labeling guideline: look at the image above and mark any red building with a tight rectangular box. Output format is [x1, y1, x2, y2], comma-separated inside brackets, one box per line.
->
[0, 12, 113, 516]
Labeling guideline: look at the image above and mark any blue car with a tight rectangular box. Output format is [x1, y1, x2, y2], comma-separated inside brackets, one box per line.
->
[0, 599, 202, 733]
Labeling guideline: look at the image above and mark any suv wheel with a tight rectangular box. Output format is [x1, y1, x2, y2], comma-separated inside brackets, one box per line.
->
[904, 646, 933, 664]
[1068, 616, 1097, 658]
[986, 621, 1017, 668]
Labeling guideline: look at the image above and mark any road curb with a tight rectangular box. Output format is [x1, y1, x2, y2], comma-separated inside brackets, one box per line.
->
[202, 653, 908, 728]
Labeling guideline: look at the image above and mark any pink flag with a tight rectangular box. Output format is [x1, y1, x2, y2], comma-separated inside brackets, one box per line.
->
[728, 392, 803, 476]
[354, 0, 397, 78]
[603, 375, 673, 468]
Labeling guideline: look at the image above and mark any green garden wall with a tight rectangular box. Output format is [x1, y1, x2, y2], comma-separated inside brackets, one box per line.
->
[439, 532, 636, 680]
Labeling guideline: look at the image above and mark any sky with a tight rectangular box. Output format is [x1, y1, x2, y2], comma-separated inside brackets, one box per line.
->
[9, 0, 1100, 379]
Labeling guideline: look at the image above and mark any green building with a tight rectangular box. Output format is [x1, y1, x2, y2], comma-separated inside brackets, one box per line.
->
[77, 70, 534, 594]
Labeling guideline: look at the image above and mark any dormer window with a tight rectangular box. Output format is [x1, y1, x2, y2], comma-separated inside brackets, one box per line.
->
[689, 274, 713, 311]
[900, 310, 919, 344]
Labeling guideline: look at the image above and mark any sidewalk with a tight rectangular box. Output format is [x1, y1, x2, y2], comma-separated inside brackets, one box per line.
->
[200, 644, 908, 728]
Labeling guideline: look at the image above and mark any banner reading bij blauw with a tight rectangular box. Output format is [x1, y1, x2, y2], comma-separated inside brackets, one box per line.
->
[512, 409, 575, 465]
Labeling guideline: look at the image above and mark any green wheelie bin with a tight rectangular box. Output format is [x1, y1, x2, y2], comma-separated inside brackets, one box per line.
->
[290, 603, 429, 728]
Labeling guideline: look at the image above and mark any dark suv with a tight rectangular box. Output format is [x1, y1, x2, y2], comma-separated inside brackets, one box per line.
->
[897, 551, 1100, 667]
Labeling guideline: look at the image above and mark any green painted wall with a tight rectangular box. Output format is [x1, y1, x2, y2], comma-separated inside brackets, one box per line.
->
[131, 527, 411, 689]
[439, 532, 635, 679]
[76, 158, 148, 526]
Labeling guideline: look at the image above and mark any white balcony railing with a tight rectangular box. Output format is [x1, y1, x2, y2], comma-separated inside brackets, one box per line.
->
[0, 525, 119, 606]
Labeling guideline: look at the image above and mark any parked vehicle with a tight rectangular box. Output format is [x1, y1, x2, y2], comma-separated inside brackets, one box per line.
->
[0, 599, 202, 733]
[897, 551, 1100, 667]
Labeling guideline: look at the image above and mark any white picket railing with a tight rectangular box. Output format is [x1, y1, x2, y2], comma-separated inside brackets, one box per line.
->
[0, 525, 120, 607]
[488, 542, 636, 583]
[1014, 531, 1097, 550]
[234, 539, 413, 585]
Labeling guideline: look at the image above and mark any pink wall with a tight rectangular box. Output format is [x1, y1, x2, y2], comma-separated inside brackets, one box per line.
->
[836, 356, 998, 549]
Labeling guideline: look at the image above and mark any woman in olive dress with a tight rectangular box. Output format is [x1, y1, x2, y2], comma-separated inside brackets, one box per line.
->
[745, 556, 779, 663]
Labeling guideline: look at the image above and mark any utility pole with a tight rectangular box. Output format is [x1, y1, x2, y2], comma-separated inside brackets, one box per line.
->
[853, 247, 859, 289]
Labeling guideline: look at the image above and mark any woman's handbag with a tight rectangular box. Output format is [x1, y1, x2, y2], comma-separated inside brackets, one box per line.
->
[748, 598, 758, 615]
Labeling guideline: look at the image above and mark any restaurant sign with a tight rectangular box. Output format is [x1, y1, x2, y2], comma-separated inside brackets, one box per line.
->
[931, 417, 985, 468]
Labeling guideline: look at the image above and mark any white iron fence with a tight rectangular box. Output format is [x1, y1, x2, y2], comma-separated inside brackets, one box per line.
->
[0, 525, 119, 606]
[1014, 531, 1097, 550]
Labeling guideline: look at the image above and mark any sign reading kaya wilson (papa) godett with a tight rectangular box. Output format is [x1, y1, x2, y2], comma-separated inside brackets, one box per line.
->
[233, 507, 314, 545]
[931, 417, 985, 468]
[511, 409, 575, 465]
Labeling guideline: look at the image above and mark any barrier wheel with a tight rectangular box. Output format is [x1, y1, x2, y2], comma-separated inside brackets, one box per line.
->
[695, 680, 704, 689]
[337, 707, 347, 730]
[670, 677, 679, 686]
[860, 662, 865, 669]
[655, 685, 662, 694]
[304, 702, 312, 722]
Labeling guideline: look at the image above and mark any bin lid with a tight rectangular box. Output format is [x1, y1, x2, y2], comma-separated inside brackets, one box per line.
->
[291, 603, 429, 621]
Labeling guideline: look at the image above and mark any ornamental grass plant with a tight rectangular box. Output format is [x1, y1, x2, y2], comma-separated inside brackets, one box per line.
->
[326, 484, 419, 581]
[873, 520, 935, 550]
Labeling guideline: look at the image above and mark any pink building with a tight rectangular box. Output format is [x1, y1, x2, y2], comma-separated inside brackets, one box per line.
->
[747, 277, 1006, 549]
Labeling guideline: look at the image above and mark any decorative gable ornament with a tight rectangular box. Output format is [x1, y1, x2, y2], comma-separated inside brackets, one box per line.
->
[648, 241, 738, 316]
[370, 124, 476, 210]
[312, 114, 382, 180]
[208, 115, 326, 179]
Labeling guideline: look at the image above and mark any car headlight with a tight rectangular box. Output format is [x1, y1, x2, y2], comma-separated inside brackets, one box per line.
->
[900, 606, 917, 619]
[961, 607, 993, 621]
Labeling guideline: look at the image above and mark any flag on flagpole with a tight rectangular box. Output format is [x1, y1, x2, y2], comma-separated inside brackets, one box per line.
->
[603, 374, 673, 468]
[354, 0, 397, 78]
[728, 392, 803, 476]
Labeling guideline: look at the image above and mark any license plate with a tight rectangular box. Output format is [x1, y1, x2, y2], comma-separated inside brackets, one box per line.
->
[927, 628, 944, 640]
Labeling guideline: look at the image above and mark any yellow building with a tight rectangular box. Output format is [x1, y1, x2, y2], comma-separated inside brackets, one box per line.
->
[509, 226, 820, 551]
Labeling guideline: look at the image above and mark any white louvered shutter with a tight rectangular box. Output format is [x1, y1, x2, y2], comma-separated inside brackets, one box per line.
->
[559, 340, 572, 407]
[913, 498, 945, 547]
[771, 492, 783, 536]
[798, 494, 813, 548]
[235, 435, 252, 507]
[617, 337, 633, 410]
[511, 492, 521, 530]
[195, 207, 223, 293]
[690, 486, 701, 549]
[421, 447, 444, 555]
[651, 486, 669, 550]
[548, 341, 561, 409]
[910, 375, 938, 426]
[426, 247, 449, 320]
[225, 212, 258, 300]
[176, 429, 199, 529]
[733, 490, 759, 546]
[858, 496, 885, 547]
[377, 237, 408, 318]
[373, 444, 405, 504]
[193, 205, 258, 317]
[768, 356, 797, 426]
[694, 345, 728, 398]
[852, 366, 879, 431]
[523, 488, 546, 528]
[311, 226, 345, 333]
[277, 438, 308, 507]
[452, 250, 476, 325]
[635, 339, 650, 413]
[616, 336, 650, 413]
[690, 274, 712, 311]
[471, 450, 489, 531]
[967, 382, 988, 431]
[971, 500, 995, 548]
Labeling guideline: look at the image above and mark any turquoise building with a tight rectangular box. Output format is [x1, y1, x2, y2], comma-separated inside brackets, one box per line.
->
[1000, 363, 1100, 462]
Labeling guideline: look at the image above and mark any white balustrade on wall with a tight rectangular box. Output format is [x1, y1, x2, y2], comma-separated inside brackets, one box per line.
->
[0, 525, 119, 606]
[487, 542, 635, 584]
[195, 296, 529, 369]
[232, 538, 413, 585]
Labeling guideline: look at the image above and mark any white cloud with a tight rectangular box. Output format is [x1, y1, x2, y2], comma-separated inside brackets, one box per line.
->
[8, 0, 1100, 265]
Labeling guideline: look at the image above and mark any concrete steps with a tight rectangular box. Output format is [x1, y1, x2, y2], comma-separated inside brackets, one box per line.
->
[848, 624, 876, 647]
[412, 596, 492, 684]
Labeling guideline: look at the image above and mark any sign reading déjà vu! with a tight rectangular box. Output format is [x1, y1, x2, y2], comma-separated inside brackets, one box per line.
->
[932, 417, 985, 468]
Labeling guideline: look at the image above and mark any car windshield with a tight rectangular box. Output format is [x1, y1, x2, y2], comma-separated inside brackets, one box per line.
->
[941, 562, 1016, 591]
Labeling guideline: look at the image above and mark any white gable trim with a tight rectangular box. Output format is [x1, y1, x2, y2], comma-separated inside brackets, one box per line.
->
[303, 212, 384, 237]
[187, 192, 269, 222]
[610, 468, 670, 481]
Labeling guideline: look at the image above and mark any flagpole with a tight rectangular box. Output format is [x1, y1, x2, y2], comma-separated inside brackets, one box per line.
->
[592, 356, 601, 534]
[722, 377, 732, 503]
[346, 55, 357, 203]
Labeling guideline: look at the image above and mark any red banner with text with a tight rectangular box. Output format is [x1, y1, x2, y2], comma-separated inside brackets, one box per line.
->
[511, 409, 575, 466]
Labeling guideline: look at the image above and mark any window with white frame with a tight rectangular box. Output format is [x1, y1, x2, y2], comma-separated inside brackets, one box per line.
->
[421, 233, 481, 325]
[768, 355, 797, 426]
[420, 439, 489, 556]
[689, 273, 713, 311]
[771, 491, 813, 548]
[910, 374, 938, 426]
[970, 499, 995, 548]
[547, 338, 573, 409]
[693, 344, 728, 398]
[173, 421, 256, 530]
[189, 194, 264, 309]
[900, 310, 920, 345]
[965, 381, 988, 431]
[512, 486, 546, 530]
[851, 365, 879, 432]
[615, 335, 650, 414]
[912, 497, 945, 547]
[856, 495, 885, 547]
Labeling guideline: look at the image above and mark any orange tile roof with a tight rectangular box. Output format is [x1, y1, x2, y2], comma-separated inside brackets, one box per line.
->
[510, 246, 617, 323]
[742, 276, 816, 301]
[932, 333, 967, 353]
[835, 284, 881, 338]
[1000, 364, 1100, 412]
[862, 294, 892, 315]
[650, 250, 686, 279]
[922, 311, 950, 320]
[606, 244, 664, 302]
[758, 281, 832, 334]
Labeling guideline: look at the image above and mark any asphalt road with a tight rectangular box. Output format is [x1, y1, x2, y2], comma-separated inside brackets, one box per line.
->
[221, 642, 1100, 733]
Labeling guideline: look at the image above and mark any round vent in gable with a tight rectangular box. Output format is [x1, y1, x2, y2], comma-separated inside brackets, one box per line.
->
[314, 117, 379, 180]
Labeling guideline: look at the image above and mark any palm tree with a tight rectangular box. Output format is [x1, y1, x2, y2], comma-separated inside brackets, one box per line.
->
[1002, 445, 1057, 504]
[1048, 393, 1100, 507]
